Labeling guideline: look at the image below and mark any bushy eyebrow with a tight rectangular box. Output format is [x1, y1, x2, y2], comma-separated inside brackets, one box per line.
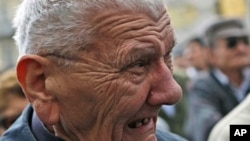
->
[119, 46, 157, 69]
[119, 38, 175, 67]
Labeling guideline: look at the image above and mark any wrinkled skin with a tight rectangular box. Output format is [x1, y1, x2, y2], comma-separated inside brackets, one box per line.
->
[17, 9, 182, 141]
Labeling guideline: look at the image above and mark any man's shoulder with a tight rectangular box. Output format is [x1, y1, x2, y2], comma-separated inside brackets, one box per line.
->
[189, 70, 227, 97]
[156, 130, 188, 141]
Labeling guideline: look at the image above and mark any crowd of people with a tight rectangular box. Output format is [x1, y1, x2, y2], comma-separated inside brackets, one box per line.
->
[0, 0, 249, 141]
[185, 18, 250, 141]
[156, 17, 250, 141]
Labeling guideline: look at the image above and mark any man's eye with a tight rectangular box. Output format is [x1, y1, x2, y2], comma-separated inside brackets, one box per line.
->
[125, 59, 150, 76]
[130, 60, 148, 68]
[120, 59, 150, 83]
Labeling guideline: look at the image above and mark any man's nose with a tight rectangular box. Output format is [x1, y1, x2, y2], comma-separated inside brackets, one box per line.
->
[147, 60, 182, 106]
[236, 41, 249, 52]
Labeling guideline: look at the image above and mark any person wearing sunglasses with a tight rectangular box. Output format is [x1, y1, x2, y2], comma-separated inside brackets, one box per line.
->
[184, 18, 250, 141]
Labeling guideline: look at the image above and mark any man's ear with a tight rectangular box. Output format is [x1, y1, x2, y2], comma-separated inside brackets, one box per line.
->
[16, 55, 59, 125]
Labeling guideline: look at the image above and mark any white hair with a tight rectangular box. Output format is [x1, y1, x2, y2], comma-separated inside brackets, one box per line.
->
[13, 0, 165, 63]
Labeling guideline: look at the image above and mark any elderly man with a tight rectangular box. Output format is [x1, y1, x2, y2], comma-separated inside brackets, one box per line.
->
[185, 18, 250, 141]
[0, 0, 186, 141]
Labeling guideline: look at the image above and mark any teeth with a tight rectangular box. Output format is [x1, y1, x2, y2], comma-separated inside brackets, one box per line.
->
[128, 118, 151, 128]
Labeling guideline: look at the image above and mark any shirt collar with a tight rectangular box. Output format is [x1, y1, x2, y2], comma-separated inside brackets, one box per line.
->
[212, 68, 250, 101]
[31, 112, 63, 141]
[212, 68, 250, 86]
[213, 69, 229, 85]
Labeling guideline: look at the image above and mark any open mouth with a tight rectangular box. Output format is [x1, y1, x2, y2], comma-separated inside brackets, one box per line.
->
[127, 117, 153, 129]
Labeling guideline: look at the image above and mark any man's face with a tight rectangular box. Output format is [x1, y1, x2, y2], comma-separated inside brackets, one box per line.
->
[210, 36, 249, 71]
[48, 10, 182, 141]
[185, 42, 207, 70]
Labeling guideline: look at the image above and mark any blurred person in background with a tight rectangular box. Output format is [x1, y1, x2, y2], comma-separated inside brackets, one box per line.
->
[0, 0, 187, 140]
[0, 68, 28, 135]
[185, 18, 250, 141]
[184, 36, 209, 79]
[172, 43, 190, 78]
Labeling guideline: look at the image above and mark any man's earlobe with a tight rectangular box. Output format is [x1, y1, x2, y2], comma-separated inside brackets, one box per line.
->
[16, 55, 59, 125]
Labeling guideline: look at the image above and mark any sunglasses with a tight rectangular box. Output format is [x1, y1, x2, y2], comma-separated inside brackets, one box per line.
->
[226, 36, 249, 49]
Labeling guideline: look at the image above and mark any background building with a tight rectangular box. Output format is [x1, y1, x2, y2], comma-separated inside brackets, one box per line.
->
[0, 0, 19, 72]
[164, 0, 249, 43]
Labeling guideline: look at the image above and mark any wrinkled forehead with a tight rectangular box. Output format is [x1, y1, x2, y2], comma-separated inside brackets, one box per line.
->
[91, 9, 174, 46]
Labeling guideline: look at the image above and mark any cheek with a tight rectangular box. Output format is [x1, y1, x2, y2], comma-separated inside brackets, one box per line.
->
[111, 81, 150, 120]
[51, 71, 150, 129]
[47, 74, 103, 129]
[212, 50, 226, 65]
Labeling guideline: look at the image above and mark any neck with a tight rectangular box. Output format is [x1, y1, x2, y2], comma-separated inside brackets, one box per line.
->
[52, 119, 123, 141]
[221, 68, 243, 87]
[197, 66, 208, 72]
